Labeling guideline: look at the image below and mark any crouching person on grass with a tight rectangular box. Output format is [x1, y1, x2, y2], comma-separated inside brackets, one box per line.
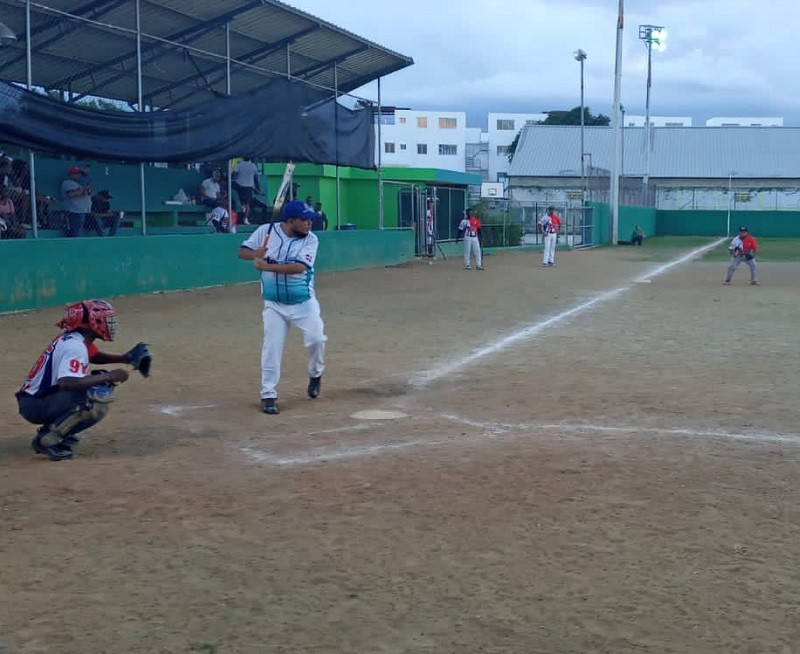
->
[15, 300, 149, 461]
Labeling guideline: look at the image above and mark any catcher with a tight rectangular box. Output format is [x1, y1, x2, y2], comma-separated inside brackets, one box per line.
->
[723, 225, 759, 286]
[15, 299, 152, 461]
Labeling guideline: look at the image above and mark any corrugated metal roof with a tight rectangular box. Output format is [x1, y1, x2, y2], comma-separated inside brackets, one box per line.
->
[0, 0, 413, 110]
[508, 125, 800, 179]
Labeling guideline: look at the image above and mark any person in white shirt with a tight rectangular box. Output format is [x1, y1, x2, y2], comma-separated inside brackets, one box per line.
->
[237, 200, 326, 415]
[232, 158, 262, 225]
[198, 169, 224, 208]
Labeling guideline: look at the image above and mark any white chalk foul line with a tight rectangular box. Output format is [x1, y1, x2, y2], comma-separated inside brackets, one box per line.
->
[240, 438, 446, 467]
[410, 238, 725, 389]
[239, 417, 800, 468]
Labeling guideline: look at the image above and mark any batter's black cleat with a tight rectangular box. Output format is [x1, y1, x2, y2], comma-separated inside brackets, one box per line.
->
[31, 431, 75, 461]
[260, 398, 279, 415]
[307, 376, 322, 399]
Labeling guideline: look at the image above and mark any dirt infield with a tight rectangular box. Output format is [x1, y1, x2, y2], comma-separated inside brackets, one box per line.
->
[2, 242, 800, 654]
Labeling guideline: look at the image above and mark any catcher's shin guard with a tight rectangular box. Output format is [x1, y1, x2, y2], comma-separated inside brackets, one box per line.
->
[36, 398, 111, 448]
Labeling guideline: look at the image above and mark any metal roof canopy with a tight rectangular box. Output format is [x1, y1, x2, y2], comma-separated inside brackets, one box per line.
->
[0, 0, 413, 110]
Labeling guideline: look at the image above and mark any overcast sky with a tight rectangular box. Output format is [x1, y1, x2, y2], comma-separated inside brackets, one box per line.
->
[290, 0, 800, 128]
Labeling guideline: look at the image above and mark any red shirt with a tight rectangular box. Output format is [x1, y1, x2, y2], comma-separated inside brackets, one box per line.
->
[546, 213, 561, 234]
[466, 216, 481, 237]
[741, 234, 758, 253]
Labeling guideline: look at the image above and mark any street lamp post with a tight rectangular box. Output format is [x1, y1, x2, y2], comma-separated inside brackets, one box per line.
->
[574, 49, 587, 209]
[620, 104, 625, 179]
[638, 24, 666, 206]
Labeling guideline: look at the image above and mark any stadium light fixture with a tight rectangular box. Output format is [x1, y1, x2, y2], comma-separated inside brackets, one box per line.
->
[0, 22, 17, 45]
[639, 24, 667, 205]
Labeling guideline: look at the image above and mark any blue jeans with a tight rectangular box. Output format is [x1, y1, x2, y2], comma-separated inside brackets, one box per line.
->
[65, 212, 86, 237]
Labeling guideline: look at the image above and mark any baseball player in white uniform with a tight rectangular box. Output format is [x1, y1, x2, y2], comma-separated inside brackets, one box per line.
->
[238, 200, 326, 415]
[458, 213, 484, 270]
[538, 205, 562, 267]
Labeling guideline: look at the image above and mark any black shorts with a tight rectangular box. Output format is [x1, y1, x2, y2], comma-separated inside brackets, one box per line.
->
[233, 183, 254, 205]
[17, 389, 88, 425]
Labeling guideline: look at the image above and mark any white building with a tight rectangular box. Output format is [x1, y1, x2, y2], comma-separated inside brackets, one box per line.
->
[623, 115, 692, 127]
[705, 117, 783, 127]
[375, 108, 467, 172]
[487, 112, 548, 183]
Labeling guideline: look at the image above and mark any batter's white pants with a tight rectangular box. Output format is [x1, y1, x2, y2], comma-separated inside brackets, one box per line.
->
[261, 298, 326, 399]
[464, 236, 482, 268]
[542, 233, 557, 265]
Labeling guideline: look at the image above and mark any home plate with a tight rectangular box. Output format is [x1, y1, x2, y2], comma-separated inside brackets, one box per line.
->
[637, 279, 652, 283]
[351, 409, 408, 420]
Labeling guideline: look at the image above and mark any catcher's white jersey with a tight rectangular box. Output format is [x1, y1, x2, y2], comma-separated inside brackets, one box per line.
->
[20, 331, 96, 397]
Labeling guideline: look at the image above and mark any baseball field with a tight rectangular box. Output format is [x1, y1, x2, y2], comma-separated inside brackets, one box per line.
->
[1, 237, 799, 653]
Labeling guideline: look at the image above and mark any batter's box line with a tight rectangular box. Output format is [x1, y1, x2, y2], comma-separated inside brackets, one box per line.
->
[236, 414, 800, 469]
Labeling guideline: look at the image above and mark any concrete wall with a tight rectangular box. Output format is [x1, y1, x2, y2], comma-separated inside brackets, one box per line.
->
[0, 230, 415, 314]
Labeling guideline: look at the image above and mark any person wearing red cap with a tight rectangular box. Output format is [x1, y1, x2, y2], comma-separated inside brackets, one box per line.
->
[723, 225, 759, 285]
[60, 166, 92, 237]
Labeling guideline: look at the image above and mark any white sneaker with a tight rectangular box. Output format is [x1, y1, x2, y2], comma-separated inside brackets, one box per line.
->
[243, 219, 251, 225]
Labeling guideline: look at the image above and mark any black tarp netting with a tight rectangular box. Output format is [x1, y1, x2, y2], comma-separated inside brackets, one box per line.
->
[0, 77, 375, 168]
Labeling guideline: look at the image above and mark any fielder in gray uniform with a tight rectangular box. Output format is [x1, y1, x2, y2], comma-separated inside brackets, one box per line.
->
[723, 225, 759, 286]
[238, 200, 326, 415]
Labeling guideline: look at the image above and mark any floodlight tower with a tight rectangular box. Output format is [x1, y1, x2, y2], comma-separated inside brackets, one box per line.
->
[638, 24, 667, 205]
[574, 49, 587, 207]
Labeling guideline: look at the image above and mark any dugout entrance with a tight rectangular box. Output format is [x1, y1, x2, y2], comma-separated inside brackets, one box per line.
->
[396, 184, 468, 256]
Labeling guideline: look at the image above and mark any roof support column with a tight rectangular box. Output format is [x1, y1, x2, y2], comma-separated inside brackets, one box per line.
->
[26, 0, 39, 239]
[377, 76, 383, 229]
[136, 0, 147, 236]
[225, 22, 234, 231]
[334, 62, 340, 231]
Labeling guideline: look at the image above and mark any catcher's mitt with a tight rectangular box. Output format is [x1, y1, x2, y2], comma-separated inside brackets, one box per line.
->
[124, 342, 152, 377]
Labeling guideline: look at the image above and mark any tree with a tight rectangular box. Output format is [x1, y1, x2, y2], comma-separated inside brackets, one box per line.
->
[538, 106, 610, 126]
[507, 129, 522, 162]
[45, 90, 127, 112]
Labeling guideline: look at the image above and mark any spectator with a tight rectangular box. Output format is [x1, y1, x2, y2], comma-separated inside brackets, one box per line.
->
[198, 169, 224, 208]
[207, 202, 231, 233]
[0, 155, 12, 189]
[1, 186, 25, 239]
[86, 189, 121, 237]
[304, 195, 314, 212]
[311, 201, 328, 231]
[630, 224, 644, 246]
[232, 158, 262, 225]
[60, 166, 92, 237]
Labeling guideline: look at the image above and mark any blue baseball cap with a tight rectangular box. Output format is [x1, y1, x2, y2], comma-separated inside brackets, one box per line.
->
[281, 200, 308, 221]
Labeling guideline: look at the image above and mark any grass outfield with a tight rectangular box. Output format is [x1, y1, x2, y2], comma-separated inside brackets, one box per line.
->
[700, 236, 800, 262]
[612, 236, 800, 262]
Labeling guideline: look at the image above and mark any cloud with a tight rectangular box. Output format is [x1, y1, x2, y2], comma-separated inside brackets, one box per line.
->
[291, 0, 800, 125]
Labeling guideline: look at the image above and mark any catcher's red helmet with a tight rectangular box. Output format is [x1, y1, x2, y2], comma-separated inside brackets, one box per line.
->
[56, 299, 117, 341]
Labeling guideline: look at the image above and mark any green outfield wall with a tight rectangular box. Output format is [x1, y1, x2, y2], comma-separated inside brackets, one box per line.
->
[656, 210, 800, 237]
[590, 203, 800, 241]
[0, 230, 415, 314]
